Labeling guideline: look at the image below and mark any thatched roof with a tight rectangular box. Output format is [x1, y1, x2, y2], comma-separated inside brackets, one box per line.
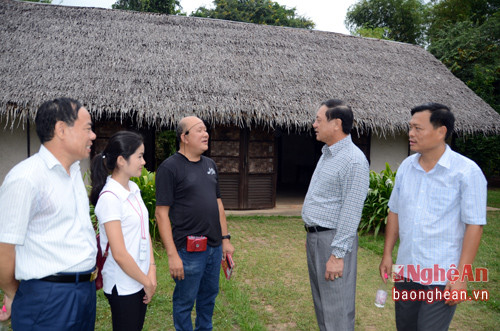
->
[1, 0, 499, 135]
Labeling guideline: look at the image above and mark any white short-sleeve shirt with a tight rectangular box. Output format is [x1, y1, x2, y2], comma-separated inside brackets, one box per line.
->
[95, 177, 150, 295]
[388, 145, 487, 285]
[0, 145, 97, 280]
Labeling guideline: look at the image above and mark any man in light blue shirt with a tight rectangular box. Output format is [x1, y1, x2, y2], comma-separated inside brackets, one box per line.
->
[380, 103, 487, 331]
[302, 99, 369, 331]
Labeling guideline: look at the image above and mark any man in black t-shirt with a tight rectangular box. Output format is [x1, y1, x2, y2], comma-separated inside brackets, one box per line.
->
[155, 116, 235, 331]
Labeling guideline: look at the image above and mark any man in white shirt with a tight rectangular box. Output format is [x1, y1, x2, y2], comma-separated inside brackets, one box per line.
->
[380, 103, 486, 331]
[0, 98, 98, 330]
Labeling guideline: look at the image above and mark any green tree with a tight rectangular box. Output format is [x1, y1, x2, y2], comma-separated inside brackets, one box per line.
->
[344, 0, 500, 178]
[112, 0, 181, 15]
[428, 14, 500, 111]
[428, 0, 498, 36]
[428, 1, 500, 179]
[455, 135, 500, 178]
[427, 0, 500, 112]
[192, 0, 315, 29]
[345, 0, 428, 44]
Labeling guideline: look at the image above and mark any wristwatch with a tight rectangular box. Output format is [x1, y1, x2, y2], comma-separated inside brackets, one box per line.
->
[221, 234, 231, 240]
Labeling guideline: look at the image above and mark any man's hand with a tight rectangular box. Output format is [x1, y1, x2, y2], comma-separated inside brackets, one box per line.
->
[379, 255, 393, 284]
[168, 253, 184, 280]
[222, 240, 235, 261]
[325, 255, 344, 281]
[444, 280, 467, 306]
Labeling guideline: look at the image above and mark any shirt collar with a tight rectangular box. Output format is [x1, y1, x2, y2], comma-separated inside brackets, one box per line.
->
[322, 135, 352, 157]
[411, 144, 452, 171]
[437, 145, 452, 169]
[38, 144, 80, 173]
[105, 176, 140, 201]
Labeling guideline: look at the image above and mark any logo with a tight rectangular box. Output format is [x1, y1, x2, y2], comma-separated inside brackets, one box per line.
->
[207, 167, 216, 175]
[392, 264, 488, 285]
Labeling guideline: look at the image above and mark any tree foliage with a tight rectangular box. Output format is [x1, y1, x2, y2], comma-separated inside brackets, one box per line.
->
[428, 13, 500, 111]
[428, 0, 498, 35]
[112, 0, 182, 15]
[345, 0, 500, 177]
[429, 1, 500, 178]
[192, 0, 315, 29]
[346, 0, 500, 113]
[345, 0, 428, 44]
[455, 134, 500, 178]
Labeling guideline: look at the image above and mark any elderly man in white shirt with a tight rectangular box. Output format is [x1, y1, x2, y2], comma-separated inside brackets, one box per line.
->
[0, 98, 98, 330]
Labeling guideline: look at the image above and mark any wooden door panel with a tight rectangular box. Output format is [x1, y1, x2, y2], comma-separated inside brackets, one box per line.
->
[218, 174, 239, 209]
[247, 175, 274, 209]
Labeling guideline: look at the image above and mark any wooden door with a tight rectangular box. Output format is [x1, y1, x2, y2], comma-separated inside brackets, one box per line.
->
[210, 126, 276, 210]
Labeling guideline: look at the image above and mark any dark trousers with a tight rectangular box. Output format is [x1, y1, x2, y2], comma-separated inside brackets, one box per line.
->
[105, 286, 148, 331]
[395, 279, 457, 331]
[12, 278, 96, 331]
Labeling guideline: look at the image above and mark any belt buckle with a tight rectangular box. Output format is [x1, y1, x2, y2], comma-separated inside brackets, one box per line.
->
[90, 268, 98, 282]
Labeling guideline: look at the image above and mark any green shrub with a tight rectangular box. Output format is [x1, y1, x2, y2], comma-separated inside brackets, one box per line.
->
[359, 163, 396, 237]
[155, 130, 177, 168]
[130, 168, 158, 240]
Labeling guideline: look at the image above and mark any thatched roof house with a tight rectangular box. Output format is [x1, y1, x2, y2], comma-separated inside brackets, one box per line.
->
[1, 0, 499, 209]
[1, 0, 498, 134]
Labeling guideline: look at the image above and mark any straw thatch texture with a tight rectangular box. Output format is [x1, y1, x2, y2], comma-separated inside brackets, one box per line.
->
[1, 0, 499, 135]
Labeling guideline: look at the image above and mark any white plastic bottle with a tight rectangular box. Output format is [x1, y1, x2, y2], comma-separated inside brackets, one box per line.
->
[375, 273, 389, 308]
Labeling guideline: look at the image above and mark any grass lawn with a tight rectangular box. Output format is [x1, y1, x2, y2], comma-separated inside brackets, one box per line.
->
[487, 187, 500, 208]
[92, 211, 499, 330]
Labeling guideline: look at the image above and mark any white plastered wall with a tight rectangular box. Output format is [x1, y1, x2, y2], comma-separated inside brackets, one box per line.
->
[0, 119, 40, 185]
[0, 117, 91, 185]
[370, 132, 409, 172]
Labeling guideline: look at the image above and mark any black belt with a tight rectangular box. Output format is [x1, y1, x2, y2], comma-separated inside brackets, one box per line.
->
[304, 225, 332, 233]
[41, 269, 98, 283]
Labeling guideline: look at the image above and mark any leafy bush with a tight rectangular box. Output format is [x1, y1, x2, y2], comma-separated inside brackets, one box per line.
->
[130, 168, 158, 240]
[155, 130, 177, 168]
[359, 163, 396, 237]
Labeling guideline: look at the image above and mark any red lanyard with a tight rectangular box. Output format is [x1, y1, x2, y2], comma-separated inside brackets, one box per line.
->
[127, 195, 146, 239]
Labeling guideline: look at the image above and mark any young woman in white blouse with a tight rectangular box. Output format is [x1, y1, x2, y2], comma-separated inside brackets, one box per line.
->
[90, 131, 156, 331]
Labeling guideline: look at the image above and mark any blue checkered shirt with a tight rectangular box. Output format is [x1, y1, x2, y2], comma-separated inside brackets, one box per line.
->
[302, 135, 369, 258]
[389, 145, 487, 285]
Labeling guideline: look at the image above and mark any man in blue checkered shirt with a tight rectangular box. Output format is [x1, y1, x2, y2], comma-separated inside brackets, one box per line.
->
[302, 99, 369, 331]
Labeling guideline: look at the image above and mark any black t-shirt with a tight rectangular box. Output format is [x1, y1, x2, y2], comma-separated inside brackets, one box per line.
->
[156, 152, 222, 250]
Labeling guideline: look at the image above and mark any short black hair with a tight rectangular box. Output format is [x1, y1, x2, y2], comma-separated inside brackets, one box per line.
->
[321, 99, 345, 108]
[35, 98, 82, 143]
[411, 103, 455, 140]
[325, 105, 354, 134]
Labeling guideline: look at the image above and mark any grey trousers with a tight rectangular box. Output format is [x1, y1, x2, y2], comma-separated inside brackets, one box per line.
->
[306, 230, 358, 331]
